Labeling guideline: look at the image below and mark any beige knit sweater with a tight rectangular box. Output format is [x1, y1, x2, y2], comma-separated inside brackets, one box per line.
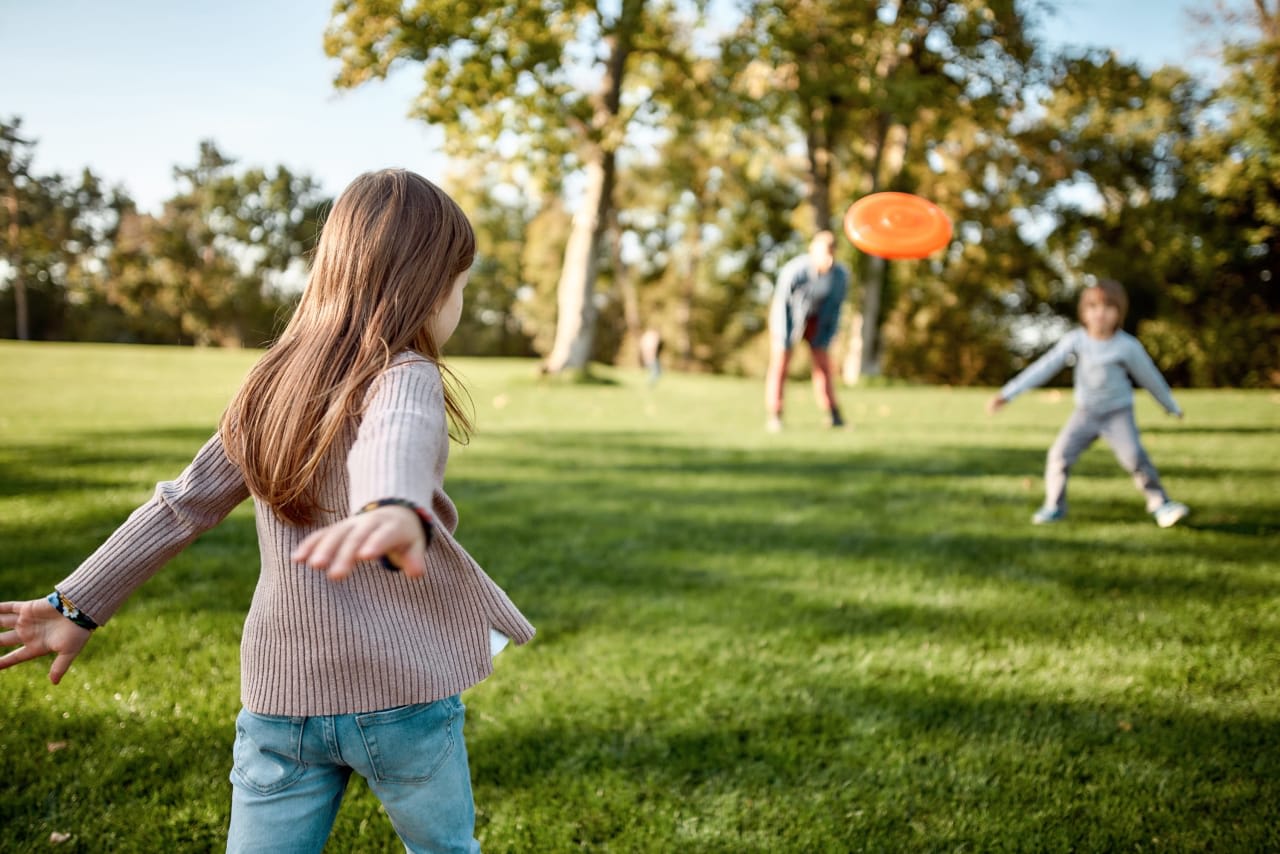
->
[57, 354, 535, 716]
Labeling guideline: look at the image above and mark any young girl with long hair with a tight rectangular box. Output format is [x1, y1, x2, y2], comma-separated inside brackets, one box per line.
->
[0, 169, 534, 852]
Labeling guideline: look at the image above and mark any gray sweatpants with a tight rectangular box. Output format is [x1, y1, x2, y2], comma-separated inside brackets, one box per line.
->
[1045, 406, 1169, 513]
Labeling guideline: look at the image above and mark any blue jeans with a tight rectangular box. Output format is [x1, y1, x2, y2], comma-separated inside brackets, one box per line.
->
[226, 696, 480, 854]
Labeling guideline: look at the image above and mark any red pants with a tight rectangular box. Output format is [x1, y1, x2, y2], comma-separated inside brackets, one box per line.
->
[765, 344, 837, 416]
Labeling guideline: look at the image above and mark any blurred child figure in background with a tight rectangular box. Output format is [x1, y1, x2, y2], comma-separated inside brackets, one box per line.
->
[765, 230, 849, 431]
[639, 327, 663, 386]
[0, 169, 534, 853]
[988, 278, 1189, 528]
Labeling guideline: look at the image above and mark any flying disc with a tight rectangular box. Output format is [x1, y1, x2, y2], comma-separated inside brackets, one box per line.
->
[842, 192, 953, 259]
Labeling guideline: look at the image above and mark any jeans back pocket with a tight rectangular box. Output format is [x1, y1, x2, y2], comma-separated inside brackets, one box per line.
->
[230, 708, 307, 795]
[354, 697, 462, 784]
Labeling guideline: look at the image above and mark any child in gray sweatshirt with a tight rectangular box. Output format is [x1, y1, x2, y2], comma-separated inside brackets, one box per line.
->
[988, 279, 1189, 527]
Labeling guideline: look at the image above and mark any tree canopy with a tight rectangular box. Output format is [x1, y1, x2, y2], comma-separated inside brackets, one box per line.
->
[2, 1, 1275, 387]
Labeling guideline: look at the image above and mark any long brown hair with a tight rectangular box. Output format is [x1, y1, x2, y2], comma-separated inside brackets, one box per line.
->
[221, 169, 475, 525]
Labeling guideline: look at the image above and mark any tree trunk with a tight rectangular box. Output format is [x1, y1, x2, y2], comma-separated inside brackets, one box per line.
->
[544, 154, 614, 372]
[609, 208, 643, 366]
[543, 0, 641, 374]
[845, 254, 886, 381]
[841, 120, 908, 384]
[674, 225, 701, 370]
[805, 104, 834, 231]
[6, 191, 27, 340]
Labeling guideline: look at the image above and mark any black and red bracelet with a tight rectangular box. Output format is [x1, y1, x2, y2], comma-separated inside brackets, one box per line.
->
[360, 498, 434, 571]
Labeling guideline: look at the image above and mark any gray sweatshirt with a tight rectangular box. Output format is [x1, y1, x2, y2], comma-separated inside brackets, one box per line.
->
[1000, 328, 1183, 416]
[57, 353, 535, 716]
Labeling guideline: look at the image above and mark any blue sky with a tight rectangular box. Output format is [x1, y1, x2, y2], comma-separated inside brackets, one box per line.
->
[1, 0, 1209, 214]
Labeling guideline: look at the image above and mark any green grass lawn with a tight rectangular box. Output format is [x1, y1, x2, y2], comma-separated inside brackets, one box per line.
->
[1, 341, 1277, 853]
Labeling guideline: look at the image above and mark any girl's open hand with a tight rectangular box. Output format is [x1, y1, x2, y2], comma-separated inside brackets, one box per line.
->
[291, 505, 429, 581]
[986, 395, 1007, 415]
[0, 598, 93, 685]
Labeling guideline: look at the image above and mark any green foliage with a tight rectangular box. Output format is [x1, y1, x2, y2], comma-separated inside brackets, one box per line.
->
[0, 118, 126, 341]
[1, 342, 1278, 851]
[724, 0, 1049, 383]
[518, 198, 575, 357]
[1178, 4, 1280, 387]
[325, 0, 587, 177]
[446, 163, 541, 358]
[4, 3, 1280, 387]
[1027, 7, 1279, 388]
[101, 142, 328, 347]
[879, 252, 1018, 385]
[325, 0, 684, 373]
[609, 27, 803, 373]
[1, 133, 328, 349]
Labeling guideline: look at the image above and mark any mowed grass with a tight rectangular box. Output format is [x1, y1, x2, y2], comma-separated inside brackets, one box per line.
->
[1, 340, 1277, 853]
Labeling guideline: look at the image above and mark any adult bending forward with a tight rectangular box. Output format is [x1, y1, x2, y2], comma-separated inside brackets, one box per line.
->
[765, 231, 849, 431]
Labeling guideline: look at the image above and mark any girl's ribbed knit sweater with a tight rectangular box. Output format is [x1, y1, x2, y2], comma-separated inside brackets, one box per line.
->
[56, 354, 534, 716]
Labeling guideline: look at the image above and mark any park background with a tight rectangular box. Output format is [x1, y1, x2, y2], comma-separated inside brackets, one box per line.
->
[2, 0, 1276, 384]
[2, 0, 1279, 851]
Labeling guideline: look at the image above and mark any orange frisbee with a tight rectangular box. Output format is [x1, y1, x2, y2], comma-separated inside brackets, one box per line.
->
[843, 192, 953, 259]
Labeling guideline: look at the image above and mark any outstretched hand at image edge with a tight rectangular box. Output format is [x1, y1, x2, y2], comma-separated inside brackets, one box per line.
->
[0, 599, 93, 684]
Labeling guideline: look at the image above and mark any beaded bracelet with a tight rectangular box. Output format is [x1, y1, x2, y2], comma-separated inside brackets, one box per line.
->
[360, 498, 434, 572]
[46, 590, 99, 630]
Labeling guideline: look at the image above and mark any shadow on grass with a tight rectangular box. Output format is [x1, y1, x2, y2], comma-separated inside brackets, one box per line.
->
[0, 702, 233, 852]
[6, 423, 1277, 624]
[9, 423, 1273, 622]
[455, 429, 1280, 562]
[3, 422, 1278, 849]
[1142, 424, 1280, 436]
[466, 675, 1280, 849]
[0, 426, 219, 501]
[1182, 519, 1280, 536]
[0, 426, 257, 607]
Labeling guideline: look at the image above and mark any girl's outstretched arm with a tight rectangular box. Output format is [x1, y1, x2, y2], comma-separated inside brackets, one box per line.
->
[0, 598, 92, 684]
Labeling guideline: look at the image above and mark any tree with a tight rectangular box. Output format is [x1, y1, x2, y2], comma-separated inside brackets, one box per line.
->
[1180, 0, 1280, 384]
[0, 119, 34, 340]
[444, 160, 541, 357]
[876, 110, 1054, 385]
[324, 0, 720, 373]
[726, 0, 1042, 382]
[1025, 5, 1279, 388]
[609, 41, 804, 373]
[1, 118, 124, 342]
[101, 143, 327, 346]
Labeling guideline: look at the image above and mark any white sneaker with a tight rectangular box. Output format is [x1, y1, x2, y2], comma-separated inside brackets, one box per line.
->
[1153, 500, 1189, 528]
[1031, 506, 1066, 524]
[765, 415, 783, 433]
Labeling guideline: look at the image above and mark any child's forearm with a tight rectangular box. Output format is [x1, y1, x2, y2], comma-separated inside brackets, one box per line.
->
[58, 434, 249, 626]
